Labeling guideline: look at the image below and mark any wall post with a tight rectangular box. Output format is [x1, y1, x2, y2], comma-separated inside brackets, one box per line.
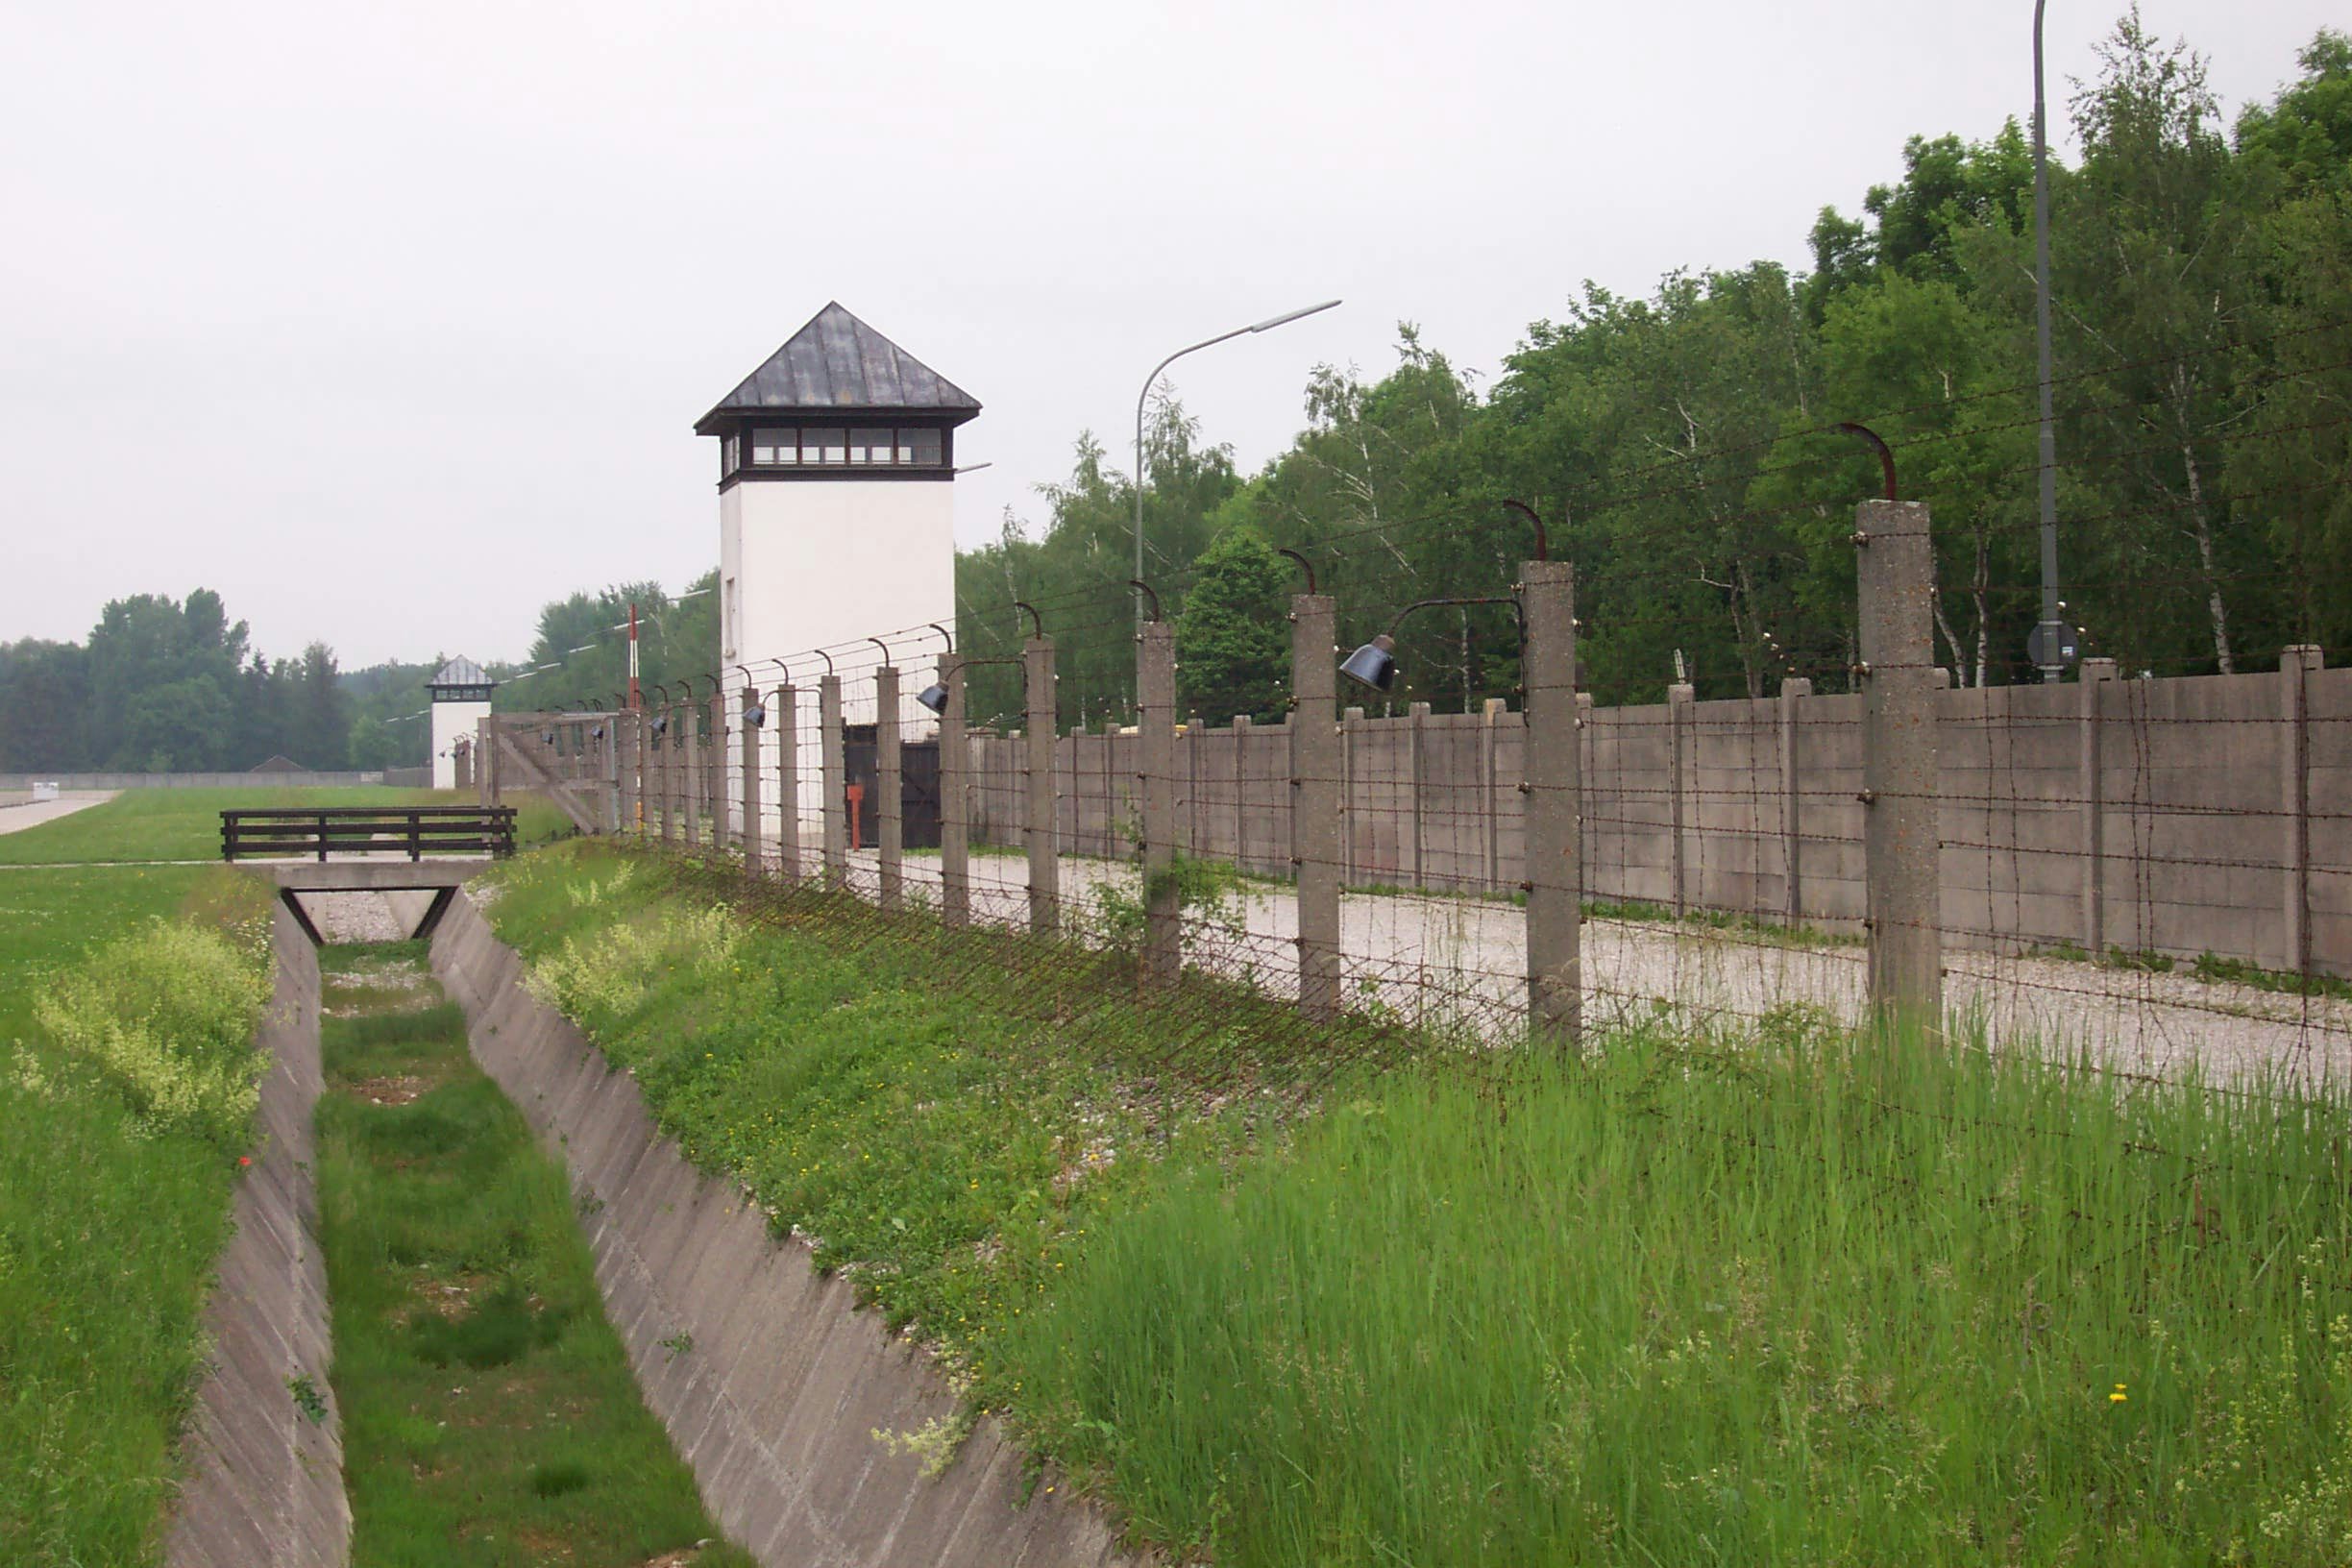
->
[1523, 559, 1580, 1040]
[740, 684, 763, 872]
[1481, 697, 1505, 894]
[2282, 645, 2322, 977]
[1292, 594, 1341, 1020]
[1409, 699, 1431, 888]
[820, 674, 846, 886]
[1667, 680, 1694, 916]
[876, 664, 903, 911]
[2076, 657, 2116, 954]
[1779, 676, 1811, 925]
[1341, 705, 1363, 884]
[1855, 499, 1943, 1027]
[773, 684, 799, 878]
[938, 656, 968, 927]
[1024, 637, 1058, 935]
[1138, 622, 1179, 989]
[1576, 693, 1594, 903]
[1231, 715, 1252, 869]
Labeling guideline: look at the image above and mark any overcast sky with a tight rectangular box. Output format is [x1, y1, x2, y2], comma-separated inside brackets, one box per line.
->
[2, 0, 2336, 670]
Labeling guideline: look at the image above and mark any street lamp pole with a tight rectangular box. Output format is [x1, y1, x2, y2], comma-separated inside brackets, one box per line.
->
[1132, 299, 1342, 633]
[2033, 0, 2063, 681]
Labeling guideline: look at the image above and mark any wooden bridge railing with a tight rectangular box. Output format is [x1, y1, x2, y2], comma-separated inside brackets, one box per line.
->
[220, 806, 517, 863]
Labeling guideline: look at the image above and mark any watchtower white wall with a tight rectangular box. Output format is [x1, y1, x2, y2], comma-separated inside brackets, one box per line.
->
[431, 698, 492, 790]
[721, 478, 954, 845]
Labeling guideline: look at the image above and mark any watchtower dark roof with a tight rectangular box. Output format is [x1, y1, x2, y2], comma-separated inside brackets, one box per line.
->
[693, 303, 981, 435]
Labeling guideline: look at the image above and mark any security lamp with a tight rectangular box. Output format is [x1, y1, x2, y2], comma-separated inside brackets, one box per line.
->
[541, 730, 556, 745]
[1341, 596, 1524, 696]
[590, 724, 606, 740]
[746, 703, 768, 728]
[650, 715, 669, 737]
[1338, 634, 1398, 693]
[916, 682, 949, 715]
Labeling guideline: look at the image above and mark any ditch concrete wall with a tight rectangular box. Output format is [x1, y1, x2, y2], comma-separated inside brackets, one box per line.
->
[964, 658, 2351, 976]
[164, 902, 349, 1568]
[428, 891, 1133, 1568]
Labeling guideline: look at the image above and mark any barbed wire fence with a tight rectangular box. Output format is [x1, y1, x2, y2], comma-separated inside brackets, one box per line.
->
[470, 329, 2352, 1130]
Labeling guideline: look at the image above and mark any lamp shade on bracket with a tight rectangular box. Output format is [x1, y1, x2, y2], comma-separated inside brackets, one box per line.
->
[916, 682, 950, 715]
[1339, 634, 1399, 694]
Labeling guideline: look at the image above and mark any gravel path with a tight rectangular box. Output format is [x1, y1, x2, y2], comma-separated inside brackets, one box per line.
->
[849, 849, 2351, 1090]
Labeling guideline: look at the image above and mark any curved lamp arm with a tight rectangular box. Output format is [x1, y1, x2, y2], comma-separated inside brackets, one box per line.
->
[1500, 499, 1550, 562]
[1276, 548, 1318, 595]
[1126, 579, 1163, 623]
[1012, 600, 1044, 640]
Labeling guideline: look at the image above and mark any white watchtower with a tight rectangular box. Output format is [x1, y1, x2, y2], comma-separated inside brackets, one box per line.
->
[427, 656, 497, 791]
[696, 303, 980, 838]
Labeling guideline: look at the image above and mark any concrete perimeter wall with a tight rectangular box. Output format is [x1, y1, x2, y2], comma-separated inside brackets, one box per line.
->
[965, 659, 2350, 975]
[164, 902, 349, 1568]
[0, 772, 390, 790]
[428, 892, 1133, 1568]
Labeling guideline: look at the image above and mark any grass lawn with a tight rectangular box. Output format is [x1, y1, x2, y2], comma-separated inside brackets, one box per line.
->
[315, 942, 750, 1568]
[0, 788, 579, 866]
[0, 862, 276, 1565]
[482, 842, 2352, 1566]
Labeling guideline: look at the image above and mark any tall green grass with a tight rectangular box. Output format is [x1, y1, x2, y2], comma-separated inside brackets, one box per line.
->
[482, 842, 2352, 1565]
[0, 865, 276, 1564]
[314, 943, 749, 1568]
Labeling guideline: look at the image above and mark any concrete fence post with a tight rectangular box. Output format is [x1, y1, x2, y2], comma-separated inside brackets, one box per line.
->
[820, 674, 845, 886]
[876, 664, 903, 912]
[1667, 680, 1694, 917]
[772, 684, 799, 878]
[683, 703, 705, 850]
[709, 691, 729, 848]
[1024, 636, 1059, 936]
[1523, 559, 1580, 1040]
[740, 685, 763, 873]
[1292, 593, 1341, 1021]
[617, 715, 638, 834]
[1138, 622, 1179, 988]
[2077, 658, 2116, 954]
[1855, 499, 1943, 1027]
[2282, 644, 2322, 978]
[938, 656, 968, 927]
[1409, 699, 1431, 888]
[1779, 676, 1811, 925]
[1341, 705, 1363, 885]
[651, 712, 670, 843]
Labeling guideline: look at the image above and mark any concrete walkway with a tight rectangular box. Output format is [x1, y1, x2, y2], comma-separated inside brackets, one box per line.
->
[0, 789, 115, 834]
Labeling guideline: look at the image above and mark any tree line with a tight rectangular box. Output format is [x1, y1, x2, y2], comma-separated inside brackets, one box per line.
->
[956, 17, 2352, 727]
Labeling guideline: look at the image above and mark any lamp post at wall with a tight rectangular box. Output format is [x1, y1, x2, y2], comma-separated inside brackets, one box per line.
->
[1131, 299, 1341, 634]
[2031, 0, 2069, 682]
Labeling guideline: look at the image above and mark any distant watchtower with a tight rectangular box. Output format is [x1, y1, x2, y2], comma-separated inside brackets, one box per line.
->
[427, 656, 497, 792]
[697, 304, 980, 833]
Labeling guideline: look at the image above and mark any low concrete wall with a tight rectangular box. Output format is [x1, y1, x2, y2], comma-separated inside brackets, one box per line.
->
[0, 772, 389, 790]
[428, 891, 1132, 1568]
[164, 902, 349, 1568]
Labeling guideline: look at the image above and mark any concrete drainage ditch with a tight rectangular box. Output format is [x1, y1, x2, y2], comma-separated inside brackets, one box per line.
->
[163, 901, 350, 1568]
[427, 889, 1133, 1568]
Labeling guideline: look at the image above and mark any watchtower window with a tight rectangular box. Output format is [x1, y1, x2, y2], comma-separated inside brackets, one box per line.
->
[740, 425, 949, 470]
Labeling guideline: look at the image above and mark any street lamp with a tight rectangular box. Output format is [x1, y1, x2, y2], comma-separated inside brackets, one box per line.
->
[1131, 299, 1342, 631]
[2031, 0, 2068, 682]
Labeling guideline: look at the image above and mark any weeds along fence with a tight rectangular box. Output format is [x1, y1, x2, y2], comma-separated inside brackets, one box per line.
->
[478, 325, 2352, 1095]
